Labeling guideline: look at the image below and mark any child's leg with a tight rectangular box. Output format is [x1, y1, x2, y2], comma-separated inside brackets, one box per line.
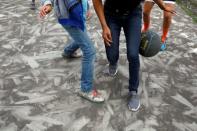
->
[61, 25, 80, 55]
[63, 40, 80, 56]
[142, 0, 154, 32]
[62, 25, 95, 92]
[162, 2, 175, 42]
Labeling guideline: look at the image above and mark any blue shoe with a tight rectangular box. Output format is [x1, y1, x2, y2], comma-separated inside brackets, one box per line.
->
[160, 41, 166, 51]
[128, 91, 140, 112]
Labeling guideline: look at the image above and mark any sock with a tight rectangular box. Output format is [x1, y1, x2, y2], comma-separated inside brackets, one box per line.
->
[161, 27, 169, 43]
[142, 22, 149, 32]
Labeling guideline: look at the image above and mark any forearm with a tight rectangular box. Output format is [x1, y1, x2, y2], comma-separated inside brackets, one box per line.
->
[92, 0, 108, 29]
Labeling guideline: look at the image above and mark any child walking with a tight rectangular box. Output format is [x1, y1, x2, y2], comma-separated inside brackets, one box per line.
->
[40, 0, 105, 103]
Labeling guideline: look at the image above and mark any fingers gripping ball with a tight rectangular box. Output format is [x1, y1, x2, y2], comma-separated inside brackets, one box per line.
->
[140, 30, 161, 57]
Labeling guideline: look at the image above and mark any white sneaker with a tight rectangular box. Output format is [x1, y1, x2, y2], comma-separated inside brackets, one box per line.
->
[78, 89, 105, 103]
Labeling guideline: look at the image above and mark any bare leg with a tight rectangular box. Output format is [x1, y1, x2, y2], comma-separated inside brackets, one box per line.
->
[161, 3, 175, 42]
[142, 1, 154, 32]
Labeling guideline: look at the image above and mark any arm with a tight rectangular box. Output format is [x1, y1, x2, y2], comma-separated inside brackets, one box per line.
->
[92, 0, 112, 46]
[92, 0, 107, 30]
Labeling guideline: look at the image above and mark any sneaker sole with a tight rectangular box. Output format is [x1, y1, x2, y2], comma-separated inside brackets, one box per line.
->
[128, 101, 141, 112]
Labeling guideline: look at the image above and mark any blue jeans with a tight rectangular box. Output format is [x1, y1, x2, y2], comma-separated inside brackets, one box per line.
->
[105, 6, 142, 92]
[62, 25, 96, 92]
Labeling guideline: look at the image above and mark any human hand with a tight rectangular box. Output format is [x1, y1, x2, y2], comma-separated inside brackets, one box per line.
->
[102, 26, 112, 46]
[39, 5, 52, 18]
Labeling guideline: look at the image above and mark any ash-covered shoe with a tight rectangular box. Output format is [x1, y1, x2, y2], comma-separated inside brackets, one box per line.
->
[78, 89, 105, 103]
[62, 50, 82, 58]
[103, 64, 118, 76]
[128, 91, 140, 112]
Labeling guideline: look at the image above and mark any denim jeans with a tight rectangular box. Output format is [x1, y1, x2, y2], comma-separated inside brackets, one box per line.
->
[105, 6, 142, 92]
[62, 25, 96, 92]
